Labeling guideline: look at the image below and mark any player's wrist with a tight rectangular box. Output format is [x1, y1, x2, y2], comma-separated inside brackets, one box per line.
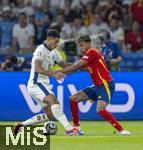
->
[47, 70, 55, 76]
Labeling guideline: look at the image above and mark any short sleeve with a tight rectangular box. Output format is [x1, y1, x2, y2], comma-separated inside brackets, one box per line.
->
[81, 49, 95, 63]
[33, 46, 46, 60]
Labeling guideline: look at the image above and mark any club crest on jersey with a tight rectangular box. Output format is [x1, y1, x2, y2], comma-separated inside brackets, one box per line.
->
[83, 56, 88, 59]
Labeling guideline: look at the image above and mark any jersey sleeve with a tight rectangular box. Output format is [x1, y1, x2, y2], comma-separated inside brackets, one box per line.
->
[54, 50, 63, 64]
[81, 49, 96, 63]
[34, 46, 46, 60]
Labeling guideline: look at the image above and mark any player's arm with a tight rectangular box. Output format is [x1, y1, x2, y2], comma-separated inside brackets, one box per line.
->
[58, 61, 73, 68]
[110, 44, 122, 65]
[59, 59, 88, 75]
[35, 60, 64, 79]
[110, 56, 122, 65]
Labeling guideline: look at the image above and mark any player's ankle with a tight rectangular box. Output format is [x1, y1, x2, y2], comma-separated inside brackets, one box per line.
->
[74, 126, 81, 130]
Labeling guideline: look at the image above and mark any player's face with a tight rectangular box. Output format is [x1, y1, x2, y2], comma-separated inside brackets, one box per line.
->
[77, 42, 90, 54]
[47, 37, 60, 49]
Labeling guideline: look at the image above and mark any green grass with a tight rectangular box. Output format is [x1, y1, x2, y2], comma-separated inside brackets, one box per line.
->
[0, 121, 143, 150]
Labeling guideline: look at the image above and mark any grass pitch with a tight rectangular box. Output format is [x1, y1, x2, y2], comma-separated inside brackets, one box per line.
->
[0, 121, 143, 150]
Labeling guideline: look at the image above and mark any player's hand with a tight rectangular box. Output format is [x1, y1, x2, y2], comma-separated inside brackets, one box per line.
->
[54, 71, 66, 80]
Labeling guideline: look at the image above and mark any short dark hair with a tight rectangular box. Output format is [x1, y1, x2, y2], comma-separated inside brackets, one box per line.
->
[76, 34, 91, 43]
[47, 29, 60, 38]
[18, 13, 27, 18]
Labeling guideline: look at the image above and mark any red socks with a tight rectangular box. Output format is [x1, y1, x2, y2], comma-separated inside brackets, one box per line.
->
[98, 109, 123, 131]
[69, 100, 80, 126]
[69, 100, 123, 131]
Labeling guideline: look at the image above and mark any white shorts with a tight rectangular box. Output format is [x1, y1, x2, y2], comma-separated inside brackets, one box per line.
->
[27, 82, 54, 108]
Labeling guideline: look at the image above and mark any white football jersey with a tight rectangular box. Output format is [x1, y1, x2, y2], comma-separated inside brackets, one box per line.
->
[28, 43, 63, 86]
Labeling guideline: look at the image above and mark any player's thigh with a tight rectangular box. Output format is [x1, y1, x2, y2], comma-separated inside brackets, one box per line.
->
[69, 85, 98, 102]
[96, 81, 115, 112]
[44, 94, 59, 105]
[97, 80, 115, 104]
[69, 90, 89, 102]
[27, 83, 54, 107]
[81, 85, 98, 101]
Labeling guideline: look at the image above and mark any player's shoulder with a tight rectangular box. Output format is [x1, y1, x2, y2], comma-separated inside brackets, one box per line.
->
[87, 48, 99, 54]
[108, 40, 118, 46]
[35, 44, 45, 53]
[36, 44, 45, 50]
[33, 44, 46, 56]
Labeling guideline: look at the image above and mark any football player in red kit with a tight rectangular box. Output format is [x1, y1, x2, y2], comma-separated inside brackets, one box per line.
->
[57, 34, 131, 135]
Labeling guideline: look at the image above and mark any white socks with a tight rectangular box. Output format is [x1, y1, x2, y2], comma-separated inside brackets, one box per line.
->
[51, 104, 73, 131]
[22, 113, 48, 126]
[22, 104, 73, 131]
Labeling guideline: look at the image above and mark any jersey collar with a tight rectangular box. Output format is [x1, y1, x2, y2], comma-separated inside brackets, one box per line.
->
[43, 42, 52, 51]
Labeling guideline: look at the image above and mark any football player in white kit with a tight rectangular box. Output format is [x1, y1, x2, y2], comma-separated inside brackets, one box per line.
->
[13, 30, 75, 135]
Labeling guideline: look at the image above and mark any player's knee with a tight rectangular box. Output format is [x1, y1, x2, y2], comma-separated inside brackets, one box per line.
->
[96, 107, 105, 113]
[44, 94, 58, 105]
[96, 101, 107, 113]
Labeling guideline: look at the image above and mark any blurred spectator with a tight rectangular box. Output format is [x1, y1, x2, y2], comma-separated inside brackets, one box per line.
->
[59, 0, 78, 23]
[109, 16, 125, 50]
[13, 0, 34, 17]
[60, 0, 94, 9]
[0, 6, 15, 54]
[50, 13, 73, 40]
[130, 0, 143, 27]
[24, 0, 43, 9]
[34, 0, 53, 44]
[12, 13, 35, 53]
[122, 3, 133, 32]
[0, 0, 11, 20]
[0, 0, 11, 10]
[88, 13, 109, 35]
[0, 55, 30, 71]
[49, 0, 61, 16]
[125, 21, 143, 51]
[99, 29, 122, 71]
[82, 2, 95, 26]
[72, 15, 88, 39]
[102, 0, 124, 22]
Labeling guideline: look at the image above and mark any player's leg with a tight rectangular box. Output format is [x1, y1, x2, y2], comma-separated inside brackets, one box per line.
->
[22, 104, 53, 126]
[43, 94, 74, 134]
[69, 86, 98, 136]
[13, 84, 53, 135]
[13, 104, 53, 135]
[69, 90, 89, 131]
[22, 113, 48, 126]
[96, 81, 130, 135]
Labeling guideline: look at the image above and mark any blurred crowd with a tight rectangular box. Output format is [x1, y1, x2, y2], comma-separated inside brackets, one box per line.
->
[0, 0, 143, 54]
[0, 0, 143, 71]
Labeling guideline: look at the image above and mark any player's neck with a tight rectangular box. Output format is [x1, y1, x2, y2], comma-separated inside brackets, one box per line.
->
[43, 42, 52, 51]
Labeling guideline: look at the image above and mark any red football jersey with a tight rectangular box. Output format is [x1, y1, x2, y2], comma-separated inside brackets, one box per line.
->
[81, 48, 113, 86]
